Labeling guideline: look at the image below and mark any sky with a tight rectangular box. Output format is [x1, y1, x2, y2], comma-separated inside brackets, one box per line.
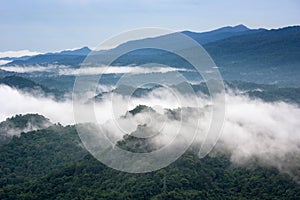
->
[0, 0, 299, 52]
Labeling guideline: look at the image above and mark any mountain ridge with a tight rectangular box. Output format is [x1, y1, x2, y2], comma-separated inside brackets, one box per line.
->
[4, 24, 265, 66]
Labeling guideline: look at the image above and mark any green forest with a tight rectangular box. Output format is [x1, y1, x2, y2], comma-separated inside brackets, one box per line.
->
[0, 119, 299, 199]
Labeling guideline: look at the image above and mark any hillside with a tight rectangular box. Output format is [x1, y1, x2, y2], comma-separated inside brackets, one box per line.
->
[3, 25, 263, 66]
[92, 26, 300, 86]
[0, 75, 64, 99]
[0, 124, 87, 188]
[182, 24, 265, 44]
[0, 114, 52, 144]
[0, 114, 299, 199]
[0, 135, 299, 199]
[202, 26, 300, 85]
[111, 26, 300, 85]
[6, 47, 91, 66]
[2, 26, 300, 86]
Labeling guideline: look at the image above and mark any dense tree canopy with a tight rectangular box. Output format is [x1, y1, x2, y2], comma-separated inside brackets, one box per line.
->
[0, 122, 299, 199]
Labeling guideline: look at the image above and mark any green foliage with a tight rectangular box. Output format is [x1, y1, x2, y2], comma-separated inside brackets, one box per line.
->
[0, 114, 52, 144]
[1, 151, 299, 200]
[1, 114, 51, 130]
[128, 105, 153, 115]
[0, 124, 299, 199]
[117, 132, 158, 153]
[0, 125, 87, 188]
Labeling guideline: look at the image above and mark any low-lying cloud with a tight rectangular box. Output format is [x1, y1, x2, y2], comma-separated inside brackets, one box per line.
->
[0, 60, 12, 66]
[0, 50, 41, 58]
[59, 66, 192, 75]
[1, 83, 300, 179]
[0, 65, 68, 73]
[91, 88, 300, 178]
[0, 85, 74, 125]
[0, 65, 192, 75]
[218, 93, 300, 179]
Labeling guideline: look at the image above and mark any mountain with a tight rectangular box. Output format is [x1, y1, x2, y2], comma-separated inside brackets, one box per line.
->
[0, 75, 49, 90]
[0, 69, 13, 78]
[205, 26, 300, 68]
[94, 81, 300, 105]
[3, 25, 261, 66]
[103, 26, 300, 86]
[13, 153, 298, 200]
[6, 47, 91, 66]
[111, 26, 299, 66]
[0, 114, 52, 144]
[0, 110, 299, 199]
[225, 81, 300, 104]
[100, 24, 262, 55]
[2, 25, 300, 86]
[0, 123, 299, 199]
[0, 124, 87, 189]
[59, 47, 91, 56]
[204, 26, 300, 85]
[93, 24, 263, 64]
[0, 55, 32, 61]
[182, 24, 265, 44]
[0, 75, 64, 99]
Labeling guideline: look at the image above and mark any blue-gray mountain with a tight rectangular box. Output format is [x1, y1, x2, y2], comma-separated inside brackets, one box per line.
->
[2, 25, 300, 86]
[2, 24, 270, 66]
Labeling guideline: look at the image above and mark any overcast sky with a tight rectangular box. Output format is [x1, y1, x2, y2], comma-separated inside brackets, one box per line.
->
[1, 0, 299, 52]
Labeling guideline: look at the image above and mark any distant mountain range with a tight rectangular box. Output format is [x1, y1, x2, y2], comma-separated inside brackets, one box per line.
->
[1, 24, 300, 86]
[4, 24, 265, 66]
[182, 24, 265, 44]
[6, 47, 91, 66]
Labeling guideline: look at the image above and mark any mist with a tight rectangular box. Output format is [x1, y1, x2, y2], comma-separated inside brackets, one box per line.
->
[0, 85, 74, 125]
[92, 88, 300, 178]
[0, 50, 40, 58]
[0, 65, 68, 73]
[1, 83, 300, 179]
[0, 65, 191, 75]
[59, 66, 191, 75]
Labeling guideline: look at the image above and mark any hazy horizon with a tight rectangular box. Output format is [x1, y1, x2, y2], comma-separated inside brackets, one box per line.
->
[0, 23, 299, 57]
[1, 0, 299, 52]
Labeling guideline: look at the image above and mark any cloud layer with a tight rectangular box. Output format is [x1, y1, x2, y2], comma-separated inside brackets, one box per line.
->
[95, 89, 300, 177]
[1, 84, 300, 178]
[0, 65, 191, 75]
[59, 66, 192, 75]
[0, 85, 74, 125]
[0, 65, 63, 73]
[0, 50, 40, 58]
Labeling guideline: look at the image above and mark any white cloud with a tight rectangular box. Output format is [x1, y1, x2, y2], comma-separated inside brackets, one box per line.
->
[217, 93, 300, 178]
[0, 50, 41, 58]
[0, 65, 68, 73]
[0, 85, 74, 125]
[1, 84, 300, 179]
[0, 65, 191, 75]
[0, 60, 12, 66]
[91, 88, 300, 178]
[59, 66, 192, 75]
